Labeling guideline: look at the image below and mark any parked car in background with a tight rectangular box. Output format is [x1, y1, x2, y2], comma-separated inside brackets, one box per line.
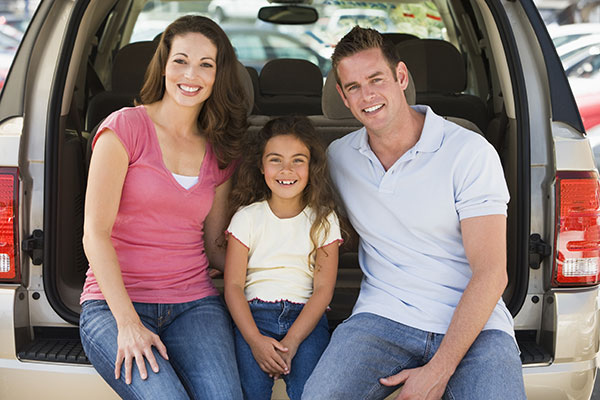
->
[208, 0, 269, 22]
[549, 22, 600, 47]
[0, 1, 598, 399]
[225, 25, 331, 75]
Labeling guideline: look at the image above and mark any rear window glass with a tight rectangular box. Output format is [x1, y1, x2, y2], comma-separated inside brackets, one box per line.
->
[129, 0, 447, 76]
[0, 0, 41, 92]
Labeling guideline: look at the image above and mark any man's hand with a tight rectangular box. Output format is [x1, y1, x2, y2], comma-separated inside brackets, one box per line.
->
[380, 361, 452, 400]
[248, 334, 289, 376]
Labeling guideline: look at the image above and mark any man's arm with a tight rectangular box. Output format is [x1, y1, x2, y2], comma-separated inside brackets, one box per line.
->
[380, 214, 507, 400]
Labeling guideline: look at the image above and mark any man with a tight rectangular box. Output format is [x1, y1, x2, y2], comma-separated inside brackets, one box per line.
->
[302, 27, 525, 400]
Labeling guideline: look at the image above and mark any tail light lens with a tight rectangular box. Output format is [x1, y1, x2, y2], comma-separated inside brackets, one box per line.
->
[0, 167, 19, 282]
[553, 171, 600, 286]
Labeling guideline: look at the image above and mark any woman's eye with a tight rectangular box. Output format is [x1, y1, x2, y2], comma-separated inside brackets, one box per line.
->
[201, 62, 214, 68]
[174, 59, 186, 64]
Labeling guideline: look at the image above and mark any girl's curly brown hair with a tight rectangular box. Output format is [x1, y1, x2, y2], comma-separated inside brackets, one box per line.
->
[228, 116, 347, 268]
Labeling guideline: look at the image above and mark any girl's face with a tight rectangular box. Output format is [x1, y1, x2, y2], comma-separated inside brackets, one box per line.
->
[164, 32, 217, 109]
[261, 134, 311, 206]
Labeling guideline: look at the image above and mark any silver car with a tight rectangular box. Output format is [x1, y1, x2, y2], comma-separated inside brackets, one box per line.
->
[0, 0, 598, 399]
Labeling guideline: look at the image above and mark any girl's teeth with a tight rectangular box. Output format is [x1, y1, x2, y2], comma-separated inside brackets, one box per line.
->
[364, 104, 383, 113]
[278, 180, 295, 185]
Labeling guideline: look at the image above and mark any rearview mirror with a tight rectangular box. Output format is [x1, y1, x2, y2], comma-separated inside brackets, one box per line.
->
[258, 5, 319, 24]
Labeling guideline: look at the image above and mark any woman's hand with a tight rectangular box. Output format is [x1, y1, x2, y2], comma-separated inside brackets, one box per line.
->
[248, 334, 289, 376]
[115, 321, 169, 384]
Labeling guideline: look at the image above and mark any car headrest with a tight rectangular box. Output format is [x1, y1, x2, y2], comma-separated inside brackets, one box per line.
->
[382, 32, 419, 45]
[396, 39, 466, 93]
[322, 65, 416, 119]
[236, 61, 254, 116]
[259, 59, 323, 96]
[112, 41, 158, 93]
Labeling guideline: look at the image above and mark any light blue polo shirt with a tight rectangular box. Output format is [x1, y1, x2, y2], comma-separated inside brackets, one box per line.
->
[328, 106, 514, 338]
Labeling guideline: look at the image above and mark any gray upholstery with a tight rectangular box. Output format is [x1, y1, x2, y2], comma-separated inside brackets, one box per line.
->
[382, 32, 419, 45]
[396, 39, 489, 132]
[255, 58, 323, 115]
[111, 41, 158, 93]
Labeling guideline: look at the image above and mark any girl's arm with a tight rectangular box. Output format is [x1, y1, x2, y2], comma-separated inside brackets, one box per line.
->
[279, 241, 340, 372]
[83, 130, 168, 385]
[204, 178, 232, 272]
[224, 237, 289, 375]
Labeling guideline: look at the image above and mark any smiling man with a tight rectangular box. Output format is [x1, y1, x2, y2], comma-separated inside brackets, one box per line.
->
[302, 27, 526, 400]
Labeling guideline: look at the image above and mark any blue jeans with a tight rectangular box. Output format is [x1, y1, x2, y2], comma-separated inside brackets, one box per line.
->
[302, 313, 525, 400]
[80, 296, 243, 400]
[234, 300, 330, 400]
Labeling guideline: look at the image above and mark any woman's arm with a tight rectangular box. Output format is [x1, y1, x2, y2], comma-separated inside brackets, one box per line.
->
[279, 241, 340, 372]
[223, 237, 288, 375]
[83, 130, 168, 384]
[204, 178, 232, 272]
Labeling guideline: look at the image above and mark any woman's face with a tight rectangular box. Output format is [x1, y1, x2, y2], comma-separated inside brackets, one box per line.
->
[163, 32, 217, 109]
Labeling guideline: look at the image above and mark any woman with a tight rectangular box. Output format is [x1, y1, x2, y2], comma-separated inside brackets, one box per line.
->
[79, 15, 247, 400]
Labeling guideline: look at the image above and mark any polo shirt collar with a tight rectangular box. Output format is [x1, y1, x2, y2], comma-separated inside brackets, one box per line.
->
[350, 105, 444, 154]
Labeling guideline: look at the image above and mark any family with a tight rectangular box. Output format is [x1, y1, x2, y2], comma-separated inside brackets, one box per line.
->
[79, 15, 526, 400]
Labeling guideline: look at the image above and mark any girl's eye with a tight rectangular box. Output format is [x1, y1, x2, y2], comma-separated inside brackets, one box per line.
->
[268, 158, 281, 163]
[293, 158, 306, 164]
[201, 62, 214, 68]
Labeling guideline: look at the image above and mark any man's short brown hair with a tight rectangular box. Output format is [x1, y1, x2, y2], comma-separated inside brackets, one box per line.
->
[331, 26, 400, 86]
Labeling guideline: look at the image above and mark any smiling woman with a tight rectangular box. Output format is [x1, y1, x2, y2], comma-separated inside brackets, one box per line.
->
[78, 15, 247, 400]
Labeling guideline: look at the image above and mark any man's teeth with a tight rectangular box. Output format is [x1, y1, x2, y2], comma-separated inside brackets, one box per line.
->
[364, 104, 383, 113]
[277, 180, 296, 185]
[179, 84, 199, 92]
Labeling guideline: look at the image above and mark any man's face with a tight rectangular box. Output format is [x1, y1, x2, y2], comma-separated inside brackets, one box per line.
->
[336, 48, 409, 137]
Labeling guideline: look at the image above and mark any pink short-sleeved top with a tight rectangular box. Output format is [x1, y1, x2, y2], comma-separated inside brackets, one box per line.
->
[80, 106, 235, 304]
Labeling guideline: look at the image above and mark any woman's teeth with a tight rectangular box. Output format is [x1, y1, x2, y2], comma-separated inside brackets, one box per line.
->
[179, 84, 200, 93]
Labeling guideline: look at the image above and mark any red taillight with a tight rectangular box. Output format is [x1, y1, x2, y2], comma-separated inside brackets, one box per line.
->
[553, 171, 600, 286]
[0, 167, 19, 282]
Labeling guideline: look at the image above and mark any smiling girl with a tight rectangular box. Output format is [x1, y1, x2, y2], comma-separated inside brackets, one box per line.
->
[79, 16, 246, 400]
[224, 116, 344, 400]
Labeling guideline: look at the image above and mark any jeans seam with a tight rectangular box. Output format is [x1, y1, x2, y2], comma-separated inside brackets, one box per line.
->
[444, 382, 455, 400]
[363, 359, 411, 400]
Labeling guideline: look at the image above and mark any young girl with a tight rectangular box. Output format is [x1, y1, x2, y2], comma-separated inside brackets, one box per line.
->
[224, 116, 344, 400]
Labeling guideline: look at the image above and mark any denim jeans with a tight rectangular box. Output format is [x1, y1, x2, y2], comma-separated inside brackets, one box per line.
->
[302, 313, 526, 400]
[234, 300, 330, 400]
[80, 296, 243, 400]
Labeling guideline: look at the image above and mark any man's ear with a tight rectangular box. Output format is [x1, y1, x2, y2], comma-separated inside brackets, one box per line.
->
[336, 84, 350, 108]
[396, 62, 409, 91]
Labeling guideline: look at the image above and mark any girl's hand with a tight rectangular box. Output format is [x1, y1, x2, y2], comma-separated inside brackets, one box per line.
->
[115, 321, 169, 384]
[249, 334, 289, 375]
[277, 338, 299, 375]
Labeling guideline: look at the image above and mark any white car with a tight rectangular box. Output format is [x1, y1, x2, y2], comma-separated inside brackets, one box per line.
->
[0, 0, 599, 399]
[208, 0, 270, 22]
[548, 22, 600, 47]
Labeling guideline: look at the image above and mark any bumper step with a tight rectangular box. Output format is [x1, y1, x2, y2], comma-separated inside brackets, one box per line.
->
[16, 329, 550, 366]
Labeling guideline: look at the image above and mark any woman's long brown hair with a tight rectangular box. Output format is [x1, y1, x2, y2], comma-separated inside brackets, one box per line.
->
[137, 15, 247, 168]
